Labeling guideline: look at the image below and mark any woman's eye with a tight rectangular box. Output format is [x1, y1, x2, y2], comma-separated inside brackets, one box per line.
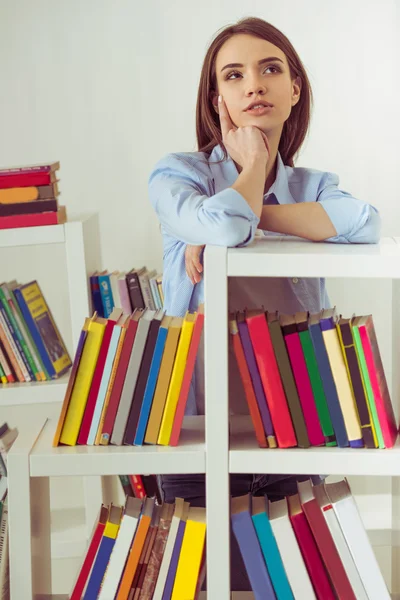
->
[226, 65, 281, 80]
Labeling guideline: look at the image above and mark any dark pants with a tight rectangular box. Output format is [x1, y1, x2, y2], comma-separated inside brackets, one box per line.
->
[159, 472, 324, 591]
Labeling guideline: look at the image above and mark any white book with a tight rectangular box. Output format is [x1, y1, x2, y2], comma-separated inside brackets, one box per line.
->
[98, 497, 142, 600]
[0, 499, 9, 600]
[109, 271, 121, 310]
[269, 498, 316, 600]
[87, 314, 123, 445]
[152, 498, 189, 600]
[313, 483, 368, 599]
[150, 276, 162, 310]
[325, 479, 390, 600]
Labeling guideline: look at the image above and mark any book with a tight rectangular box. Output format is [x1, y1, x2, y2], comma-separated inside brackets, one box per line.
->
[0, 160, 59, 176]
[132, 504, 161, 598]
[231, 494, 276, 599]
[237, 311, 276, 447]
[229, 312, 268, 448]
[246, 308, 297, 447]
[162, 500, 190, 600]
[140, 502, 174, 599]
[89, 273, 104, 318]
[126, 268, 146, 310]
[60, 316, 107, 445]
[325, 478, 391, 599]
[0, 205, 66, 228]
[297, 479, 356, 599]
[0, 170, 57, 189]
[0, 198, 57, 216]
[98, 272, 114, 318]
[308, 311, 349, 448]
[267, 311, 310, 448]
[157, 311, 196, 445]
[251, 495, 294, 599]
[171, 507, 207, 600]
[280, 313, 325, 446]
[320, 308, 363, 448]
[295, 311, 336, 446]
[13, 280, 71, 379]
[145, 316, 182, 445]
[69, 504, 109, 600]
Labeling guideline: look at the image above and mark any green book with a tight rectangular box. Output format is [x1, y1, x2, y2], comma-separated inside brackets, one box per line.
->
[0, 361, 5, 382]
[295, 312, 337, 446]
[351, 319, 384, 448]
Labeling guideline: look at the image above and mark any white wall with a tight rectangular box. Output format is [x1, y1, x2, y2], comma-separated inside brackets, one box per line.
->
[0, 0, 399, 593]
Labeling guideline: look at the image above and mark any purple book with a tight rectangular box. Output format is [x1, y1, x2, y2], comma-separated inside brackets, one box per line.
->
[231, 494, 276, 600]
[237, 312, 276, 446]
[161, 519, 186, 600]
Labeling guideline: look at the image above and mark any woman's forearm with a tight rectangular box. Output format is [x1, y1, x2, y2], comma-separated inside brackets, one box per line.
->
[259, 202, 337, 241]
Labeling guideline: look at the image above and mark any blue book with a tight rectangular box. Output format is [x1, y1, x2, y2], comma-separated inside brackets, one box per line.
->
[231, 494, 276, 600]
[309, 311, 349, 447]
[134, 318, 169, 445]
[83, 504, 121, 599]
[252, 496, 294, 600]
[98, 273, 114, 318]
[162, 515, 187, 600]
[90, 274, 104, 317]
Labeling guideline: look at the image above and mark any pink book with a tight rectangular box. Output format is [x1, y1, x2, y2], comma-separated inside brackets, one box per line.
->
[169, 306, 204, 446]
[118, 275, 133, 316]
[280, 314, 324, 446]
[357, 315, 398, 448]
[77, 308, 123, 444]
[288, 494, 335, 600]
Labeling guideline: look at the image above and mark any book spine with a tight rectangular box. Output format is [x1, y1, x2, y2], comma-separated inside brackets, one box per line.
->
[0, 306, 31, 381]
[126, 273, 145, 310]
[13, 287, 56, 378]
[0, 361, 6, 383]
[149, 278, 161, 310]
[0, 317, 24, 381]
[89, 275, 104, 318]
[0, 342, 13, 382]
[129, 475, 146, 499]
[0, 210, 59, 229]
[139, 274, 156, 310]
[0, 287, 38, 380]
[0, 162, 59, 176]
[0, 171, 56, 189]
[0, 198, 57, 216]
[98, 275, 114, 318]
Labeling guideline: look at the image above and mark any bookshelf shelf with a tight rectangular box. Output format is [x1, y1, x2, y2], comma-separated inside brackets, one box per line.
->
[7, 236, 400, 599]
[0, 374, 68, 407]
[0, 223, 65, 247]
[229, 415, 400, 476]
[30, 417, 206, 477]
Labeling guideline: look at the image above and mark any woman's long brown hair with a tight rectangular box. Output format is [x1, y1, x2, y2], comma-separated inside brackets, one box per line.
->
[196, 16, 313, 167]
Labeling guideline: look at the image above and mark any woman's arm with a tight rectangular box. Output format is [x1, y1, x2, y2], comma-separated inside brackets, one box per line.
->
[260, 171, 381, 244]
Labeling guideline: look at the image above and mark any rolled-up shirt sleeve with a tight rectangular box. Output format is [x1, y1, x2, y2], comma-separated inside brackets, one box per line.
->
[316, 172, 381, 244]
[148, 154, 259, 247]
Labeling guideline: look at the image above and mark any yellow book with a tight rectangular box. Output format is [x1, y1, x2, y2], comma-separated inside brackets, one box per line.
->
[95, 315, 129, 445]
[60, 316, 107, 445]
[103, 504, 123, 539]
[336, 318, 378, 448]
[321, 312, 363, 445]
[171, 507, 206, 600]
[157, 312, 196, 445]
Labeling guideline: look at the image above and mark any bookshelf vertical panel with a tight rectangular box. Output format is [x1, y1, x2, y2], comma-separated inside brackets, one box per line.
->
[392, 276, 400, 594]
[204, 245, 230, 599]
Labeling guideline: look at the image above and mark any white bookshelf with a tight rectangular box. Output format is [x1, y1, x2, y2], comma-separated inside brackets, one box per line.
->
[0, 214, 103, 556]
[6, 236, 400, 599]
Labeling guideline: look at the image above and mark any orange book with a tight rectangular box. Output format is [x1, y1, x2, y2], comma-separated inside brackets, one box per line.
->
[229, 313, 268, 448]
[116, 497, 155, 600]
[0, 186, 39, 204]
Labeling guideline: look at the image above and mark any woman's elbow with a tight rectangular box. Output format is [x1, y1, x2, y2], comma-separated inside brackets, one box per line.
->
[348, 207, 381, 244]
[219, 218, 256, 247]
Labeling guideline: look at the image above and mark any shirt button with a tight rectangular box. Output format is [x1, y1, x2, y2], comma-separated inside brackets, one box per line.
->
[292, 277, 299, 284]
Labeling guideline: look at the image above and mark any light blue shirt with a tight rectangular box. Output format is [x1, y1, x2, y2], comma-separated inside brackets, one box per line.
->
[148, 143, 381, 415]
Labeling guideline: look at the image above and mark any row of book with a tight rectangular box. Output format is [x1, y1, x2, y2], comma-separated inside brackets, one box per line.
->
[53, 305, 204, 447]
[69, 496, 206, 600]
[0, 280, 71, 384]
[0, 422, 18, 599]
[230, 308, 398, 449]
[90, 268, 164, 319]
[0, 161, 66, 229]
[233, 477, 389, 599]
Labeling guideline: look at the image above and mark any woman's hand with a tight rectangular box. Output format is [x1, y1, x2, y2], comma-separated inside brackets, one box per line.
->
[185, 244, 205, 284]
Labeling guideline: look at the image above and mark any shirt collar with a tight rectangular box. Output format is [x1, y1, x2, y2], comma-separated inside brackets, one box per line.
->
[208, 143, 295, 205]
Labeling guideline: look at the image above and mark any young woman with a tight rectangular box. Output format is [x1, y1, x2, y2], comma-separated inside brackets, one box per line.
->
[148, 16, 380, 590]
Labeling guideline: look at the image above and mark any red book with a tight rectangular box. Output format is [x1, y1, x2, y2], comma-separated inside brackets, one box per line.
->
[77, 308, 123, 445]
[100, 312, 141, 444]
[298, 479, 356, 600]
[288, 493, 335, 600]
[0, 161, 59, 176]
[0, 171, 57, 189]
[0, 206, 66, 229]
[130, 475, 146, 499]
[246, 309, 297, 448]
[169, 305, 205, 447]
[227, 312, 267, 448]
[69, 504, 109, 600]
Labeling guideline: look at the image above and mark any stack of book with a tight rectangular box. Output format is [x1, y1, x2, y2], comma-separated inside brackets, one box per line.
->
[0, 161, 66, 229]
[53, 304, 204, 447]
[230, 308, 398, 449]
[69, 496, 206, 600]
[0, 280, 71, 384]
[0, 422, 18, 600]
[233, 476, 390, 599]
[90, 268, 163, 317]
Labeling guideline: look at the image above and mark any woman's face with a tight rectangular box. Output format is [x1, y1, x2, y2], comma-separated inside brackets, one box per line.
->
[212, 34, 301, 136]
